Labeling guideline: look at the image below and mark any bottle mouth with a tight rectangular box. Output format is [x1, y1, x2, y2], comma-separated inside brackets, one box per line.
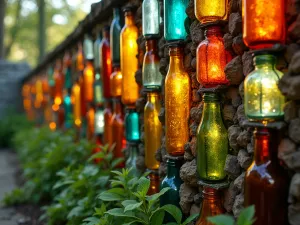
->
[203, 92, 219, 102]
[253, 54, 276, 66]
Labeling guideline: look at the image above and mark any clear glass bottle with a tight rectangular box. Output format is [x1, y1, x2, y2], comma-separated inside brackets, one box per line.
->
[195, 0, 228, 24]
[121, 8, 139, 106]
[165, 45, 190, 156]
[196, 93, 228, 182]
[144, 92, 162, 170]
[197, 26, 230, 87]
[125, 108, 140, 142]
[143, 39, 162, 90]
[110, 8, 122, 65]
[245, 128, 289, 225]
[164, 0, 188, 41]
[244, 54, 284, 121]
[243, 0, 285, 49]
[126, 143, 140, 176]
[195, 187, 225, 225]
[142, 0, 160, 37]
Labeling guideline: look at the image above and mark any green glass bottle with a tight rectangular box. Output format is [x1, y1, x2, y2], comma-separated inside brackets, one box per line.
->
[126, 143, 140, 176]
[196, 93, 228, 183]
[125, 108, 140, 142]
[94, 28, 102, 71]
[110, 8, 122, 65]
[244, 54, 284, 121]
[63, 89, 73, 129]
[164, 0, 188, 41]
[160, 157, 183, 223]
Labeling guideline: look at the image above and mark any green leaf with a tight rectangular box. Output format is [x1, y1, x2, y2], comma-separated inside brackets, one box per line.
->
[137, 177, 151, 197]
[146, 187, 170, 203]
[122, 200, 139, 207]
[98, 188, 125, 201]
[111, 158, 124, 169]
[207, 215, 235, 225]
[160, 204, 182, 224]
[150, 209, 165, 225]
[124, 201, 143, 213]
[182, 214, 198, 225]
[105, 208, 142, 222]
[237, 206, 256, 225]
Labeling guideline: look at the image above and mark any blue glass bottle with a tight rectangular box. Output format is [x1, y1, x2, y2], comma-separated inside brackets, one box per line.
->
[164, 0, 188, 41]
[125, 108, 140, 142]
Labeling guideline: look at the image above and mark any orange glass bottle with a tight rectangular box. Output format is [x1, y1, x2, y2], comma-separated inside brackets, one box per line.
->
[245, 128, 289, 225]
[147, 172, 160, 195]
[110, 66, 122, 97]
[83, 60, 95, 103]
[100, 26, 112, 99]
[243, 0, 285, 49]
[111, 98, 125, 167]
[77, 42, 87, 119]
[195, 0, 228, 24]
[121, 8, 139, 106]
[53, 59, 64, 106]
[103, 101, 113, 145]
[165, 44, 190, 156]
[72, 79, 81, 129]
[197, 26, 231, 87]
[144, 92, 162, 170]
[195, 187, 225, 225]
[86, 105, 95, 141]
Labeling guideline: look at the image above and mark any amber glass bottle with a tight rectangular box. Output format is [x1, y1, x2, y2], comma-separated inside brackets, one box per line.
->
[111, 98, 125, 167]
[142, 39, 162, 90]
[100, 26, 112, 99]
[147, 172, 160, 195]
[195, 0, 228, 24]
[165, 45, 190, 156]
[245, 128, 289, 225]
[195, 187, 225, 225]
[72, 80, 81, 129]
[83, 60, 95, 103]
[110, 66, 122, 97]
[121, 8, 139, 106]
[144, 92, 162, 170]
[76, 42, 85, 72]
[103, 101, 113, 145]
[86, 104, 95, 141]
[243, 0, 285, 49]
[197, 93, 228, 183]
[53, 59, 64, 106]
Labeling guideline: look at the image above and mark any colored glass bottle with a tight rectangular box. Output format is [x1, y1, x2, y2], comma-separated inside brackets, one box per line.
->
[142, 0, 160, 37]
[244, 55, 284, 121]
[83, 35, 95, 103]
[94, 28, 102, 71]
[53, 59, 64, 106]
[100, 26, 112, 99]
[197, 26, 231, 87]
[144, 92, 162, 170]
[111, 98, 125, 166]
[197, 93, 228, 182]
[195, 0, 228, 24]
[86, 104, 95, 141]
[143, 39, 162, 90]
[110, 66, 122, 97]
[104, 101, 113, 145]
[164, 0, 188, 41]
[195, 187, 225, 225]
[147, 172, 160, 195]
[79, 74, 86, 122]
[165, 45, 190, 156]
[245, 128, 289, 225]
[125, 108, 140, 142]
[77, 42, 85, 72]
[48, 66, 55, 99]
[126, 143, 140, 176]
[160, 158, 183, 222]
[110, 8, 121, 65]
[243, 0, 285, 49]
[63, 52, 73, 129]
[95, 108, 105, 136]
[121, 8, 139, 106]
[72, 80, 81, 129]
[94, 73, 104, 106]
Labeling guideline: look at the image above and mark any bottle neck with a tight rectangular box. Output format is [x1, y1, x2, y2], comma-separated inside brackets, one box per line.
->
[113, 66, 120, 72]
[166, 158, 181, 178]
[113, 8, 120, 20]
[113, 98, 122, 114]
[169, 47, 184, 72]
[125, 13, 134, 26]
[254, 55, 276, 70]
[254, 128, 279, 164]
[202, 93, 221, 121]
[129, 144, 138, 158]
[205, 26, 222, 38]
[102, 30, 110, 40]
[146, 39, 157, 52]
[147, 92, 159, 103]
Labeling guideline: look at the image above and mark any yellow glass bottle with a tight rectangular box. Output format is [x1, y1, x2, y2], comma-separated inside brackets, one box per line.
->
[121, 8, 139, 106]
[165, 44, 190, 156]
[195, 0, 228, 24]
[144, 92, 162, 170]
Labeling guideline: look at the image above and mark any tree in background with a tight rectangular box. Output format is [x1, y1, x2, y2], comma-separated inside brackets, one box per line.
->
[0, 0, 6, 59]
[4, 0, 91, 66]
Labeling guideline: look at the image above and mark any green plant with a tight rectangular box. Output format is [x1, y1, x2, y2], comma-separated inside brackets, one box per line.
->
[207, 206, 256, 225]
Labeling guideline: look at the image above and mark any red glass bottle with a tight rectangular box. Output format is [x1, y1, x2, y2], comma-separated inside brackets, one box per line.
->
[103, 101, 113, 145]
[111, 98, 125, 167]
[243, 0, 285, 49]
[100, 26, 112, 99]
[197, 26, 231, 87]
[245, 128, 289, 225]
[195, 187, 225, 225]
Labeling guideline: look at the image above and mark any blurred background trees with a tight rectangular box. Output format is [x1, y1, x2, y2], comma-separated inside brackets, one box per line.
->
[2, 0, 99, 66]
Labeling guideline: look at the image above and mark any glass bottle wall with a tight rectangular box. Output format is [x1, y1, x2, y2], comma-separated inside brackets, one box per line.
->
[142, 0, 160, 37]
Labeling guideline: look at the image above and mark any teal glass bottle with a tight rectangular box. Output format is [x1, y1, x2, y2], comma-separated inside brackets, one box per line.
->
[125, 108, 140, 142]
[164, 0, 188, 41]
[196, 93, 228, 183]
[142, 0, 160, 37]
[126, 143, 141, 176]
[110, 8, 122, 65]
[63, 89, 73, 129]
[160, 157, 183, 222]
